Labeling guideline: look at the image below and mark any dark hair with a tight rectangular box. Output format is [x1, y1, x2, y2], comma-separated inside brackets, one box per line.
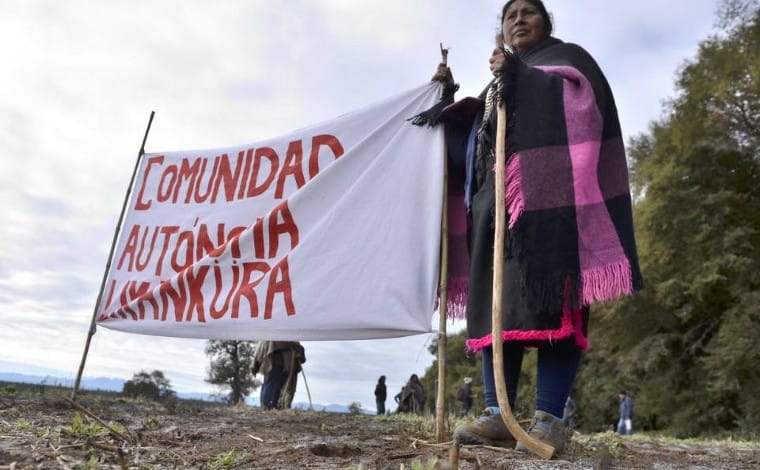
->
[501, 0, 553, 37]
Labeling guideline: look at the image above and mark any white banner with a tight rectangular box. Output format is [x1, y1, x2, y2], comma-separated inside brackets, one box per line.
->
[96, 83, 444, 340]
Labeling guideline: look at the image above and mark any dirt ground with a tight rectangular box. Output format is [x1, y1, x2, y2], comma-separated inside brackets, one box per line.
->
[1, 392, 760, 469]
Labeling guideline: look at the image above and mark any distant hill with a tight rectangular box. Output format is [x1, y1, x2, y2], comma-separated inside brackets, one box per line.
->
[0, 372, 124, 391]
[292, 402, 376, 415]
[0, 372, 369, 411]
[292, 402, 347, 413]
[0, 372, 220, 401]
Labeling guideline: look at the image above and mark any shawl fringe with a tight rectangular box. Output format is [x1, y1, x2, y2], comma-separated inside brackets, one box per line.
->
[581, 260, 633, 305]
[408, 84, 459, 127]
[445, 277, 469, 320]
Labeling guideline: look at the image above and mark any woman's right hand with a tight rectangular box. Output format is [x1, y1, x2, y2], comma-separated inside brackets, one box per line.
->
[431, 63, 455, 89]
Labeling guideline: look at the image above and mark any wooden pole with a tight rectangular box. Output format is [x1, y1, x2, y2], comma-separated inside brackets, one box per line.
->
[71, 111, 155, 400]
[435, 43, 450, 444]
[301, 369, 313, 411]
[491, 39, 555, 458]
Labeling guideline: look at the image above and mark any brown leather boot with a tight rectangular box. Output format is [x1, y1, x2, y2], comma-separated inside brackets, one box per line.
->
[453, 408, 517, 448]
[515, 410, 568, 454]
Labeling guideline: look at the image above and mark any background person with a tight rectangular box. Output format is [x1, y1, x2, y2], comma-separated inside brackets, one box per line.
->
[427, 0, 642, 455]
[617, 391, 634, 435]
[395, 374, 426, 414]
[456, 377, 475, 416]
[374, 375, 387, 416]
[252, 341, 306, 410]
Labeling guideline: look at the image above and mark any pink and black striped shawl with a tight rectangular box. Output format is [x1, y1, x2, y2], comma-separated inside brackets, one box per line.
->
[440, 38, 643, 351]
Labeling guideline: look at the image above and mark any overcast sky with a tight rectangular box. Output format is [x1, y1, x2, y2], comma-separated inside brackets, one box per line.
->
[1, 0, 724, 410]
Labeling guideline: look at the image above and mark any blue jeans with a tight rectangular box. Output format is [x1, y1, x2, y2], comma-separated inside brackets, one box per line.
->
[482, 341, 582, 419]
[260, 368, 289, 409]
[617, 418, 633, 435]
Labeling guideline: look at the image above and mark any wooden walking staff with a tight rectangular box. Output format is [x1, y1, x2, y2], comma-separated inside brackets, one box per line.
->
[435, 42, 450, 444]
[71, 111, 155, 400]
[491, 36, 555, 459]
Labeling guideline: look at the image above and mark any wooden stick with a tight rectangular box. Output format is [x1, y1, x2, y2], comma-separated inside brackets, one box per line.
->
[449, 443, 460, 470]
[300, 369, 313, 411]
[491, 36, 555, 458]
[435, 42, 450, 445]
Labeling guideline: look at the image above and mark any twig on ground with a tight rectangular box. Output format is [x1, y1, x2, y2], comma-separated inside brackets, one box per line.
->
[87, 440, 120, 452]
[50, 442, 83, 452]
[389, 452, 420, 460]
[479, 444, 521, 455]
[409, 437, 453, 449]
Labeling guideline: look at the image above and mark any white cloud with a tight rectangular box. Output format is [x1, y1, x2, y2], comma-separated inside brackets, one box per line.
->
[0, 0, 723, 407]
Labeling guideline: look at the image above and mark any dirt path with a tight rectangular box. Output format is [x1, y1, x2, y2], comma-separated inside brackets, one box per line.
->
[1, 394, 759, 469]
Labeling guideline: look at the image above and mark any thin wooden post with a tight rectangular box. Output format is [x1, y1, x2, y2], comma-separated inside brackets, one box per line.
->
[301, 369, 313, 411]
[436, 138, 449, 442]
[491, 54, 554, 457]
[435, 42, 450, 444]
[71, 111, 155, 399]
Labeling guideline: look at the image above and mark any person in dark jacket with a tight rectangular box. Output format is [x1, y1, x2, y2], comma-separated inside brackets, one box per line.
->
[617, 391, 634, 435]
[456, 377, 475, 416]
[395, 374, 426, 414]
[374, 375, 387, 415]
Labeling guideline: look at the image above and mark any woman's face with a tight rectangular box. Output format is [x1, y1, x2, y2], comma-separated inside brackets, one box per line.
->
[502, 0, 546, 54]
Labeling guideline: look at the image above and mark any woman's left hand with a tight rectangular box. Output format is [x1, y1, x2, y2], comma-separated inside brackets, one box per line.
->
[489, 47, 508, 76]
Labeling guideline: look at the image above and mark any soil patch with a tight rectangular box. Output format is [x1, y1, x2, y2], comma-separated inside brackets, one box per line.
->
[1, 393, 759, 469]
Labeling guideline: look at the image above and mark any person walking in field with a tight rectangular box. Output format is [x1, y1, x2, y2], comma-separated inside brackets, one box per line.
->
[617, 391, 634, 435]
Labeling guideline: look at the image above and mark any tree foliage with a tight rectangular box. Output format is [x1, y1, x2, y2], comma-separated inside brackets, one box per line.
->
[205, 340, 260, 405]
[122, 370, 175, 403]
[576, 0, 760, 437]
[421, 330, 480, 416]
[348, 401, 363, 415]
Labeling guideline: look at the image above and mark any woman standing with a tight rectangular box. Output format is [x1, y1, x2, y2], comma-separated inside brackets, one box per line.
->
[374, 375, 387, 416]
[430, 0, 643, 454]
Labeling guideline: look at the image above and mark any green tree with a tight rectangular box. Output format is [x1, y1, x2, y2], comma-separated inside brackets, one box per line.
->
[576, 0, 760, 437]
[205, 340, 260, 405]
[122, 370, 175, 402]
[421, 330, 480, 416]
[348, 401, 363, 415]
